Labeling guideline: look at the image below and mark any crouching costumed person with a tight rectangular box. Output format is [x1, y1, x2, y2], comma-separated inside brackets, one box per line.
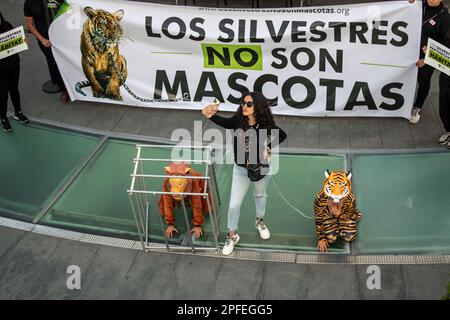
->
[158, 162, 212, 239]
[314, 170, 362, 253]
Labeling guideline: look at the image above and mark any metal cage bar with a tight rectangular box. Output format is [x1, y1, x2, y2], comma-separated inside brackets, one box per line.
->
[128, 145, 222, 253]
[127, 190, 210, 196]
[181, 198, 196, 252]
[131, 174, 210, 180]
[136, 144, 211, 149]
[154, 193, 170, 251]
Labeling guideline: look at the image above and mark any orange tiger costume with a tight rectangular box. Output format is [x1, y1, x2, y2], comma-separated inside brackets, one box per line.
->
[314, 170, 362, 252]
[158, 162, 212, 238]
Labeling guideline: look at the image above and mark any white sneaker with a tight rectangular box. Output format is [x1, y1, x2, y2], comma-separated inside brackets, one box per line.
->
[255, 218, 270, 240]
[438, 132, 450, 145]
[222, 233, 240, 255]
[409, 107, 421, 124]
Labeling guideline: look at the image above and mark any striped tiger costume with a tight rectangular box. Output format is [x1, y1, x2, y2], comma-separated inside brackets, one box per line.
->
[314, 170, 362, 245]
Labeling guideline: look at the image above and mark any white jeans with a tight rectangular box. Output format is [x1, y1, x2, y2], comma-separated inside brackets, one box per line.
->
[227, 164, 271, 232]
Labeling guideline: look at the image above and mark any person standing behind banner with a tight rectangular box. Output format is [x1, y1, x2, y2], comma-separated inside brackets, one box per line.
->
[0, 11, 29, 133]
[24, 0, 69, 103]
[437, 11, 450, 148]
[410, 0, 449, 124]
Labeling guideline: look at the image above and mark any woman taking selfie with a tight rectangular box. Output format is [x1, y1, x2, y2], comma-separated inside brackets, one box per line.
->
[202, 92, 287, 255]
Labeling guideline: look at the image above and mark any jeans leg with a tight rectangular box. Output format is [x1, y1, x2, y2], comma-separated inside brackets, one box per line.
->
[254, 169, 271, 219]
[227, 165, 250, 232]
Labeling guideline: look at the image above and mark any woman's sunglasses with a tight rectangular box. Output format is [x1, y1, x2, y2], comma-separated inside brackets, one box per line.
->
[240, 101, 254, 107]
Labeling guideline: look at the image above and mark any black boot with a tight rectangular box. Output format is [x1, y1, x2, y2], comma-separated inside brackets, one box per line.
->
[1, 118, 12, 132]
[13, 110, 29, 124]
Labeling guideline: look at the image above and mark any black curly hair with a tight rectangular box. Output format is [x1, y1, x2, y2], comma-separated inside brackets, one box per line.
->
[235, 92, 276, 130]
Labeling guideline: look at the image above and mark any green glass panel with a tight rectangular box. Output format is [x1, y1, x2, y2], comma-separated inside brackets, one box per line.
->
[354, 153, 450, 254]
[41, 141, 347, 252]
[195, 154, 349, 253]
[0, 123, 100, 221]
[40, 140, 210, 244]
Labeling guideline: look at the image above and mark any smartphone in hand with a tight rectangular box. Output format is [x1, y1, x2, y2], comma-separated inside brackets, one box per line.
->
[211, 98, 220, 111]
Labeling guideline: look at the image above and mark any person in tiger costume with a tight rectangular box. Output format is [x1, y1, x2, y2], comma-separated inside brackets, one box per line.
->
[158, 162, 212, 239]
[314, 170, 362, 253]
[77, 7, 127, 100]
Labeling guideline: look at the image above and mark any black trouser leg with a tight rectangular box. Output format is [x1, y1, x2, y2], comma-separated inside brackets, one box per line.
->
[38, 41, 65, 90]
[414, 64, 435, 108]
[439, 73, 450, 132]
[7, 65, 21, 114]
[0, 69, 9, 119]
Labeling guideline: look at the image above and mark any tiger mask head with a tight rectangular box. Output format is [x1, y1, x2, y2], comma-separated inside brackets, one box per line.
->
[323, 170, 352, 203]
[84, 7, 124, 53]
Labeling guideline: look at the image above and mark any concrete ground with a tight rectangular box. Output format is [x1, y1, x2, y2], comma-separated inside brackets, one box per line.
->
[0, 0, 449, 300]
[0, 226, 448, 300]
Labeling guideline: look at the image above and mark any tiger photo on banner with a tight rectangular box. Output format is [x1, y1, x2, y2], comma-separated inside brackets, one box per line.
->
[76, 7, 128, 101]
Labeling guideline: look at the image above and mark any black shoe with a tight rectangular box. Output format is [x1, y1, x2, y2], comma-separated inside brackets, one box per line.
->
[13, 112, 29, 124]
[1, 118, 12, 133]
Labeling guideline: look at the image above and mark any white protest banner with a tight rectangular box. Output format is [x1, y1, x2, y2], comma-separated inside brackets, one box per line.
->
[425, 38, 450, 77]
[0, 26, 28, 60]
[49, 0, 421, 118]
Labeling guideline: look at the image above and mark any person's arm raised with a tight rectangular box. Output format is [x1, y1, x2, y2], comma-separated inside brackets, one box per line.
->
[202, 104, 237, 129]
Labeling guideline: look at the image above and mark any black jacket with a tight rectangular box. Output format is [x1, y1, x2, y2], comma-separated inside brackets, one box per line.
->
[210, 113, 287, 167]
[420, 2, 450, 59]
[0, 12, 20, 70]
